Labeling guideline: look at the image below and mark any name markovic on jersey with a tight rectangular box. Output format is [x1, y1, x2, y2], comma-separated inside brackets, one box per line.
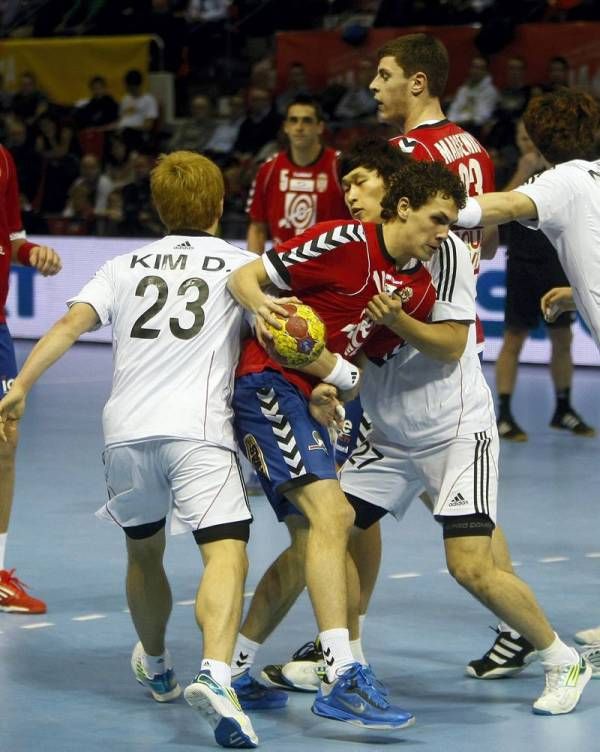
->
[434, 132, 483, 164]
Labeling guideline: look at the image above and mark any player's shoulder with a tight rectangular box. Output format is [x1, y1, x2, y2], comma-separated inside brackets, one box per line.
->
[389, 133, 436, 161]
[279, 218, 364, 251]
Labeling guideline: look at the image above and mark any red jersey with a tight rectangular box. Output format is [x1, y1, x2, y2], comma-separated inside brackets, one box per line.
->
[236, 220, 436, 397]
[0, 146, 24, 323]
[390, 119, 495, 348]
[246, 147, 349, 246]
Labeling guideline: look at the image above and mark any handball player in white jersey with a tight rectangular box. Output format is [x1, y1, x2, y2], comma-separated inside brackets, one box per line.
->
[0, 152, 261, 749]
[337, 140, 591, 716]
[456, 87, 600, 677]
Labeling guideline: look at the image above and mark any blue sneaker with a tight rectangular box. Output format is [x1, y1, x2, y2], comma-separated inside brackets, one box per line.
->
[232, 669, 289, 709]
[362, 664, 388, 697]
[311, 662, 415, 730]
[184, 670, 258, 748]
[130, 642, 182, 702]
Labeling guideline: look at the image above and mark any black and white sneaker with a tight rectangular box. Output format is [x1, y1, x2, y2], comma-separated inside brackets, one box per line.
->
[466, 626, 537, 679]
[261, 639, 325, 692]
[497, 416, 528, 442]
[550, 409, 596, 437]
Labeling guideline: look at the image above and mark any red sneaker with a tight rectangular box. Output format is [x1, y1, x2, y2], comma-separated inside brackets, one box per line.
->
[0, 569, 47, 614]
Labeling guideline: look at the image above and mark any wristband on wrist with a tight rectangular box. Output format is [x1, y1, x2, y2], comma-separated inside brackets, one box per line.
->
[16, 241, 36, 267]
[456, 197, 483, 229]
[323, 353, 360, 392]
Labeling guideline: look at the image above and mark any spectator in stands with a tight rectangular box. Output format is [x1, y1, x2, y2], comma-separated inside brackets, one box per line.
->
[63, 154, 113, 219]
[118, 69, 159, 152]
[0, 73, 12, 115]
[540, 55, 571, 92]
[74, 75, 119, 131]
[59, 182, 96, 235]
[168, 94, 216, 152]
[495, 56, 531, 124]
[104, 133, 134, 187]
[5, 118, 43, 206]
[35, 112, 80, 214]
[234, 87, 281, 160]
[447, 55, 499, 138]
[120, 153, 161, 237]
[485, 56, 532, 172]
[97, 188, 124, 237]
[11, 71, 48, 126]
[276, 62, 312, 116]
[140, 0, 189, 73]
[333, 58, 378, 124]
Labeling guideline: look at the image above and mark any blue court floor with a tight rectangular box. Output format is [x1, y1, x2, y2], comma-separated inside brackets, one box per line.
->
[1, 341, 598, 752]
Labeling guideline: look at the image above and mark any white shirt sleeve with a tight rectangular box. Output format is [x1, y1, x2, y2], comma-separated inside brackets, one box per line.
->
[429, 235, 475, 323]
[67, 261, 115, 329]
[513, 166, 574, 235]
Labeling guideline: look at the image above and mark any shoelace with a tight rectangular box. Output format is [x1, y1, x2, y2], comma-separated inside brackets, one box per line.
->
[341, 665, 390, 710]
[292, 640, 322, 661]
[0, 569, 29, 594]
[542, 663, 574, 692]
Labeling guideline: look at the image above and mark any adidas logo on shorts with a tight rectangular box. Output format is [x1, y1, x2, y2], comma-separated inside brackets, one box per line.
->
[448, 492, 468, 507]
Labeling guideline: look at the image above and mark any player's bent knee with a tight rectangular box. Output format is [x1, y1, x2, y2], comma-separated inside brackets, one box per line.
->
[193, 519, 251, 546]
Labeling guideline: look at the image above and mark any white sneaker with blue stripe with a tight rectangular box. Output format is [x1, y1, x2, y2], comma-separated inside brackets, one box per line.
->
[184, 670, 258, 748]
[130, 642, 182, 702]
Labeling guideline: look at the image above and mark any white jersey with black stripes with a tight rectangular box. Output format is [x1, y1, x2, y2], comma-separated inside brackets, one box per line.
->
[68, 233, 255, 448]
[359, 231, 496, 447]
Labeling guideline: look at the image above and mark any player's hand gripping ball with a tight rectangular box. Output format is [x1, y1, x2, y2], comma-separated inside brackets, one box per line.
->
[266, 303, 327, 367]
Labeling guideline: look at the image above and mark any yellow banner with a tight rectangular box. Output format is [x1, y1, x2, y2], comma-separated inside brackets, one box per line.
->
[0, 35, 152, 105]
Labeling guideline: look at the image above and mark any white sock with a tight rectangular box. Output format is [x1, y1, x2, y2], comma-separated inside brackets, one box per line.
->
[358, 613, 366, 638]
[0, 532, 7, 570]
[231, 633, 261, 678]
[498, 621, 521, 639]
[202, 658, 232, 687]
[319, 628, 355, 682]
[350, 638, 367, 665]
[143, 648, 171, 677]
[537, 633, 578, 667]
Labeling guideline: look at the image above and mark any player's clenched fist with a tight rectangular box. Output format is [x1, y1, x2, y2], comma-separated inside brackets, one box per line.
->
[367, 291, 403, 327]
[28, 245, 63, 276]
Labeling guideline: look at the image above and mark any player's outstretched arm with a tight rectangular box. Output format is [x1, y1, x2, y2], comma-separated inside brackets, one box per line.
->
[368, 292, 469, 363]
[0, 303, 99, 440]
[457, 192, 538, 228]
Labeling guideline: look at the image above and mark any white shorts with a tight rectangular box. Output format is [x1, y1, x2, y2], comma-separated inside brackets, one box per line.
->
[339, 426, 499, 524]
[97, 440, 252, 535]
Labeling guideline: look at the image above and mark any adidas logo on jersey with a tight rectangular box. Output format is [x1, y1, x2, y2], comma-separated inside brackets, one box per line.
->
[448, 492, 468, 507]
[174, 240, 193, 249]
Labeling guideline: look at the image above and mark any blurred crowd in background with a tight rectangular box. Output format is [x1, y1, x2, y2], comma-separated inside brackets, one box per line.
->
[0, 0, 599, 239]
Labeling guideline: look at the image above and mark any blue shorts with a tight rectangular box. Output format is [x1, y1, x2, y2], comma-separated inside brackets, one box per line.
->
[0, 324, 17, 397]
[334, 396, 372, 467]
[233, 371, 337, 521]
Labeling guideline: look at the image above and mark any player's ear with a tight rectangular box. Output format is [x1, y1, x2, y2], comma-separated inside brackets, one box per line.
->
[396, 196, 410, 220]
[411, 71, 427, 96]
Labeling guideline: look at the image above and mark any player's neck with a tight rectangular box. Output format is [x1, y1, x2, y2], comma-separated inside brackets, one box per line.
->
[403, 98, 445, 133]
[290, 142, 322, 167]
[381, 222, 412, 266]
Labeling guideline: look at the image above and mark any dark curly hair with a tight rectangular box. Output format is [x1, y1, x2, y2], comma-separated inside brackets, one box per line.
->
[337, 136, 410, 184]
[380, 160, 466, 221]
[524, 89, 600, 164]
